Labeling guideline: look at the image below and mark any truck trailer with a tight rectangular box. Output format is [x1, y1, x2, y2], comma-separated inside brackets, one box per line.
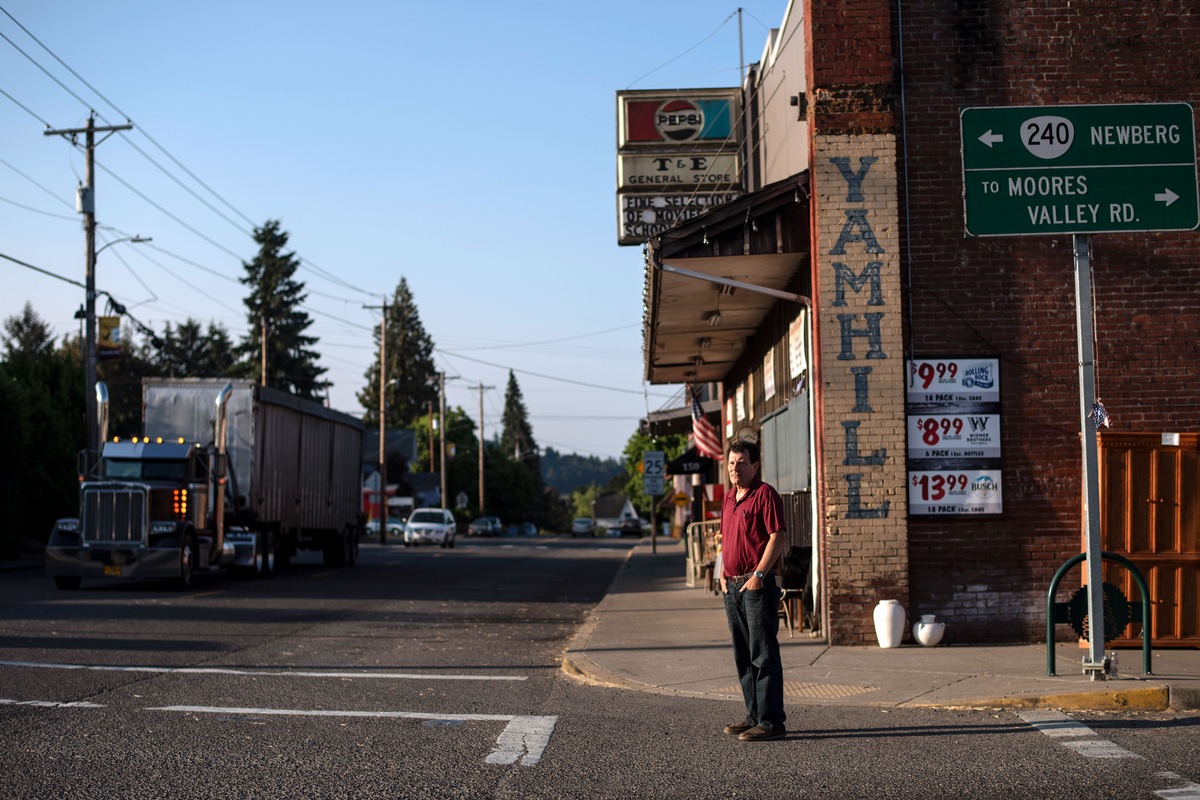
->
[46, 379, 364, 589]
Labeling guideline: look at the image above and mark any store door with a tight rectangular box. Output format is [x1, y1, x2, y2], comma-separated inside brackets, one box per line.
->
[1098, 433, 1200, 647]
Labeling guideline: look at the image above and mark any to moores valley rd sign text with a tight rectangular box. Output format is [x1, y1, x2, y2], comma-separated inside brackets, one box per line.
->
[961, 103, 1199, 236]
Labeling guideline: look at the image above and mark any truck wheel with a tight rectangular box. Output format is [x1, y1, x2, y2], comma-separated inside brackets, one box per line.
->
[323, 536, 345, 567]
[345, 528, 357, 566]
[175, 535, 195, 590]
[54, 575, 82, 590]
[261, 532, 276, 577]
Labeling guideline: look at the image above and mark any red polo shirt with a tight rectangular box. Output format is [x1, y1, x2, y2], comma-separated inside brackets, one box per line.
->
[720, 477, 784, 577]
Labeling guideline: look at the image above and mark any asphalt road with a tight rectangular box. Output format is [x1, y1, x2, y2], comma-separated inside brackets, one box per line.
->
[2, 537, 1198, 799]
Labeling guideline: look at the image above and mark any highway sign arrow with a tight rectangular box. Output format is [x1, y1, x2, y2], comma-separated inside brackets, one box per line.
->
[1156, 188, 1180, 207]
[978, 129, 1004, 148]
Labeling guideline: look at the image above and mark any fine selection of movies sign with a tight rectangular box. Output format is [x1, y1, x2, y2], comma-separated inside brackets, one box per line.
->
[906, 358, 1002, 516]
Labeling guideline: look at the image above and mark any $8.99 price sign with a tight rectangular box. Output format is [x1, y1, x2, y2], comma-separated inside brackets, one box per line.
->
[908, 470, 1002, 515]
[906, 414, 1000, 460]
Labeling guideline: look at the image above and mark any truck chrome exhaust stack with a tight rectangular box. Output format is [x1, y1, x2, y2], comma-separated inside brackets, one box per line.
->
[213, 383, 234, 551]
[96, 382, 109, 447]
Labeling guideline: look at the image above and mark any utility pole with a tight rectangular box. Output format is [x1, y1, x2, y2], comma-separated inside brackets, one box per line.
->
[434, 371, 459, 510]
[439, 371, 447, 509]
[469, 383, 494, 514]
[427, 400, 434, 472]
[44, 114, 132, 474]
[364, 299, 389, 544]
[260, 320, 268, 386]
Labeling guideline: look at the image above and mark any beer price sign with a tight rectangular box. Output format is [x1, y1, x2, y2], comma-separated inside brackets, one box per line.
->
[906, 358, 1000, 405]
[907, 413, 1000, 460]
[906, 357, 1002, 516]
[909, 469, 1003, 515]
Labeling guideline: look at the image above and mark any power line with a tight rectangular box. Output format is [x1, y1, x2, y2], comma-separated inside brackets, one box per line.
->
[0, 84, 51, 126]
[437, 348, 664, 397]
[1, 5, 374, 302]
[0, 3, 258, 231]
[0, 249, 85, 288]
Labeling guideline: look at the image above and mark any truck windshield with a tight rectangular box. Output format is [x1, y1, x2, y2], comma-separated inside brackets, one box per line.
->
[104, 459, 189, 482]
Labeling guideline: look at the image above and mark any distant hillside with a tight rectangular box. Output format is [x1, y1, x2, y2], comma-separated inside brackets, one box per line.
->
[541, 447, 623, 495]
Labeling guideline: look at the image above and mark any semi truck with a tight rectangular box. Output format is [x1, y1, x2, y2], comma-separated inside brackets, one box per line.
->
[46, 379, 364, 589]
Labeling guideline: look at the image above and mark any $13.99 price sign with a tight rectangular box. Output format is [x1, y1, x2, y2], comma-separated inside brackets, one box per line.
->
[908, 470, 1002, 515]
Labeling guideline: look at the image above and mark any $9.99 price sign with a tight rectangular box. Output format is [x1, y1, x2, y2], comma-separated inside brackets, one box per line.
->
[908, 470, 1002, 515]
[906, 358, 999, 404]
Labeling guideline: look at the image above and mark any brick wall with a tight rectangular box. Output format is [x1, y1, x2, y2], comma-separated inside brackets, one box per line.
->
[812, 134, 909, 644]
[897, 0, 1200, 640]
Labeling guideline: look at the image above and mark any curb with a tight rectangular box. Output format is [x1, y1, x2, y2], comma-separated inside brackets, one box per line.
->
[917, 686, 1171, 712]
[1170, 686, 1200, 711]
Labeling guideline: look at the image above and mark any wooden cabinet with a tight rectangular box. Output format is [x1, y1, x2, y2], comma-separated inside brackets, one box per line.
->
[1099, 433, 1200, 647]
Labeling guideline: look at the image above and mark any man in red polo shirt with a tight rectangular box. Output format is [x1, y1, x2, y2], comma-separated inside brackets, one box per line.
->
[720, 439, 787, 741]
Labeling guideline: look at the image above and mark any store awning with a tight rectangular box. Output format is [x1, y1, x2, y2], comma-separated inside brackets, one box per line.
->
[642, 173, 811, 385]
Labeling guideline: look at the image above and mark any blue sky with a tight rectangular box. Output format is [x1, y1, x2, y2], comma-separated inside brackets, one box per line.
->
[0, 1, 788, 459]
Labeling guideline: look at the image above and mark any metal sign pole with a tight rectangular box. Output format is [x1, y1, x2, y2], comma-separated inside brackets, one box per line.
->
[1073, 233, 1108, 678]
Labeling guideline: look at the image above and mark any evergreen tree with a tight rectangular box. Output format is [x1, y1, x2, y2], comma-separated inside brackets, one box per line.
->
[358, 277, 438, 427]
[500, 370, 539, 477]
[2, 302, 54, 359]
[147, 318, 236, 377]
[236, 220, 327, 399]
[0, 305, 82, 556]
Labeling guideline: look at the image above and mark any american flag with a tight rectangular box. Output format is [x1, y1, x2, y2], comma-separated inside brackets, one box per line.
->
[691, 391, 724, 460]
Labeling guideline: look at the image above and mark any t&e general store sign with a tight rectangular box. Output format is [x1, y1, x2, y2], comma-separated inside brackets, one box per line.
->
[615, 88, 743, 246]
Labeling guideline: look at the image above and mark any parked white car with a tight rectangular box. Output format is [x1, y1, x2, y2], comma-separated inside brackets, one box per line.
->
[403, 508, 457, 548]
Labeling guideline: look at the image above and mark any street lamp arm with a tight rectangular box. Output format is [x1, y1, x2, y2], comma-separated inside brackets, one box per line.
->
[95, 235, 151, 258]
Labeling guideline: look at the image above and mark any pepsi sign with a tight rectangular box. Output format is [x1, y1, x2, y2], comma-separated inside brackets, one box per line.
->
[618, 89, 740, 148]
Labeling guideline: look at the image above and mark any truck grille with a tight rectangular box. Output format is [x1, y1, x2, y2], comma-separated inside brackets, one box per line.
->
[82, 486, 147, 544]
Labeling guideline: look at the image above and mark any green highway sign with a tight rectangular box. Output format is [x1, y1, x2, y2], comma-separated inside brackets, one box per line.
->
[961, 103, 1198, 236]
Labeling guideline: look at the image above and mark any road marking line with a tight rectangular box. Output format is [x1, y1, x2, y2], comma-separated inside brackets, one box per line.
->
[150, 705, 557, 766]
[1155, 773, 1200, 800]
[1019, 710, 1141, 760]
[0, 698, 105, 708]
[1060, 739, 1142, 760]
[485, 714, 556, 766]
[0, 660, 526, 681]
[1018, 709, 1097, 737]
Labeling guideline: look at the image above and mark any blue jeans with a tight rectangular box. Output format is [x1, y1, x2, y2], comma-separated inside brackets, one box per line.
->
[723, 575, 786, 730]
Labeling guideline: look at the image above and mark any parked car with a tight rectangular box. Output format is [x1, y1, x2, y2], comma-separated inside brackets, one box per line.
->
[619, 517, 643, 537]
[570, 517, 596, 537]
[517, 522, 538, 537]
[468, 516, 502, 537]
[404, 508, 457, 548]
[364, 518, 404, 538]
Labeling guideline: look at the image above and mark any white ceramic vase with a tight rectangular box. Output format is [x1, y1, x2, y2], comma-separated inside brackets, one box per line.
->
[873, 599, 905, 648]
[912, 614, 945, 647]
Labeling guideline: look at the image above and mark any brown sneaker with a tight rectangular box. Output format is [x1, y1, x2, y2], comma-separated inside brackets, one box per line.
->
[738, 725, 786, 741]
[723, 720, 754, 736]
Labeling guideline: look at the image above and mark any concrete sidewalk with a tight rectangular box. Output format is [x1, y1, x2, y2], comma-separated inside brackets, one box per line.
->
[562, 539, 1200, 712]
